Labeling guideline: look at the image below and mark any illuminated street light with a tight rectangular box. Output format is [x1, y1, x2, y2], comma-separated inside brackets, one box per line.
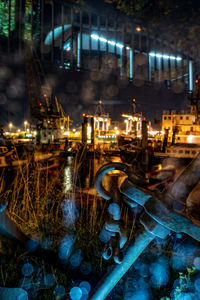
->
[136, 26, 141, 32]
[9, 123, 13, 132]
[61, 126, 64, 130]
[24, 121, 28, 132]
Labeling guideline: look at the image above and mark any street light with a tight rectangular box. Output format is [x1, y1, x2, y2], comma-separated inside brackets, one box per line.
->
[9, 123, 13, 132]
[24, 121, 28, 132]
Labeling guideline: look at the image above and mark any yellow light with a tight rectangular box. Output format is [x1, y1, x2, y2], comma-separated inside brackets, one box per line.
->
[24, 121, 27, 125]
[18, 129, 21, 132]
[27, 129, 30, 132]
[61, 126, 64, 130]
[114, 127, 118, 130]
[136, 26, 141, 32]
[73, 129, 76, 132]
[9, 123, 13, 128]
[116, 130, 120, 135]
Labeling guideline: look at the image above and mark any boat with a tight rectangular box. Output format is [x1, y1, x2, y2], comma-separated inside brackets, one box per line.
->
[0, 145, 61, 170]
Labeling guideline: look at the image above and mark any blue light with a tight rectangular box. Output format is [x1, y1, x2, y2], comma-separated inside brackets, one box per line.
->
[40, 237, 52, 250]
[91, 34, 98, 40]
[21, 263, 34, 277]
[108, 203, 120, 220]
[54, 285, 66, 298]
[79, 281, 91, 293]
[80, 287, 89, 300]
[99, 228, 111, 243]
[25, 239, 39, 252]
[108, 41, 115, 46]
[69, 251, 82, 267]
[44, 25, 71, 45]
[150, 262, 169, 287]
[193, 257, 200, 270]
[194, 278, 200, 292]
[189, 60, 193, 91]
[149, 52, 182, 61]
[0, 203, 7, 212]
[99, 37, 107, 43]
[61, 199, 79, 227]
[58, 234, 75, 260]
[69, 287, 82, 300]
[19, 277, 32, 290]
[44, 273, 56, 287]
[91, 34, 124, 49]
[116, 43, 124, 48]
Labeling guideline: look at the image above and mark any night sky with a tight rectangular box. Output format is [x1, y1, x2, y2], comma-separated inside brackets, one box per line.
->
[0, 0, 195, 129]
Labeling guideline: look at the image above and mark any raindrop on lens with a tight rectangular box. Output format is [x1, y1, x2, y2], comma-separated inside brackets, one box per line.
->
[69, 287, 82, 300]
[193, 257, 200, 270]
[79, 281, 91, 293]
[80, 262, 92, 275]
[69, 251, 82, 267]
[21, 263, 34, 277]
[44, 273, 56, 286]
[54, 285, 66, 298]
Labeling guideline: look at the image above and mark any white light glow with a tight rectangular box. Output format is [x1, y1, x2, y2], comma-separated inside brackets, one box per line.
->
[108, 41, 116, 46]
[116, 43, 124, 48]
[187, 135, 194, 143]
[91, 34, 99, 40]
[91, 34, 124, 49]
[149, 52, 182, 61]
[99, 37, 107, 43]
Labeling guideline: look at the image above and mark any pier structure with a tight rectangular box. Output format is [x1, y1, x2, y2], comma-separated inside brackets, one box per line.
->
[82, 101, 112, 145]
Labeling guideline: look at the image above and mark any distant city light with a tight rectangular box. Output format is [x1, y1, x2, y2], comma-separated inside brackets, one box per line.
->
[149, 52, 182, 61]
[136, 26, 141, 32]
[187, 134, 194, 143]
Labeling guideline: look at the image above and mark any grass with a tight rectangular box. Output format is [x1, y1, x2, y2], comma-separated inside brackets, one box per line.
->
[1, 149, 200, 299]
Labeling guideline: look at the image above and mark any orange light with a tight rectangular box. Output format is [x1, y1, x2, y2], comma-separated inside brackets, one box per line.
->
[195, 80, 198, 84]
[136, 26, 141, 32]
[83, 113, 85, 116]
[133, 98, 136, 102]
[99, 100, 102, 104]
[44, 93, 47, 97]
[39, 103, 42, 106]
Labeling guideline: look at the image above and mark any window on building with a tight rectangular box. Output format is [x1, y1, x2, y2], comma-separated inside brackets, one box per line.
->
[168, 116, 171, 120]
[172, 149, 177, 153]
[180, 116, 183, 120]
[177, 137, 180, 140]
[190, 127, 193, 131]
[179, 150, 183, 153]
[192, 151, 196, 154]
[185, 150, 190, 154]
[186, 116, 189, 120]
[164, 116, 167, 120]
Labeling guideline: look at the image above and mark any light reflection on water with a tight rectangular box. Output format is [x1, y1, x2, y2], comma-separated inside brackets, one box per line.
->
[62, 155, 122, 194]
